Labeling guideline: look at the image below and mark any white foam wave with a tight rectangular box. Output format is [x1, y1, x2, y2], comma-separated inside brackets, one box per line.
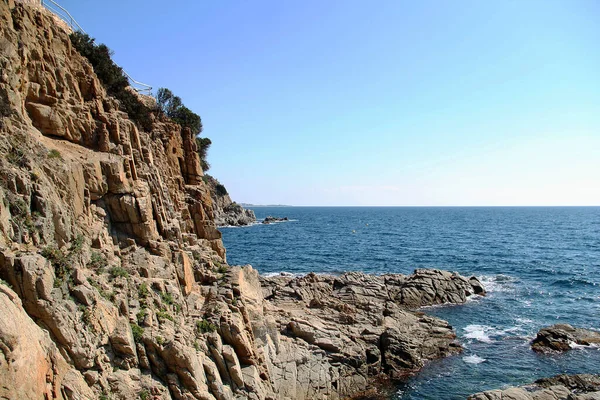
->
[463, 325, 493, 343]
[569, 341, 600, 350]
[477, 274, 517, 293]
[261, 271, 305, 278]
[463, 354, 486, 364]
[217, 221, 263, 228]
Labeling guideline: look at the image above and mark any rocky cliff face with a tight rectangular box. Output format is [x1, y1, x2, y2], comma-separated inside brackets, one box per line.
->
[204, 175, 256, 227]
[0, 2, 484, 399]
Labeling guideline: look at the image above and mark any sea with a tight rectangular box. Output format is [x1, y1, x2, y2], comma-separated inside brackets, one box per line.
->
[220, 206, 600, 399]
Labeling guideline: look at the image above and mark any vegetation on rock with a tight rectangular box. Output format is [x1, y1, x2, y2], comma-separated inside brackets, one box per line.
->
[69, 32, 152, 130]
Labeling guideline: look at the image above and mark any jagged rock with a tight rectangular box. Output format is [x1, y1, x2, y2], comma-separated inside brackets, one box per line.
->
[468, 374, 600, 400]
[0, 284, 94, 400]
[258, 268, 484, 396]
[204, 175, 256, 227]
[531, 324, 600, 353]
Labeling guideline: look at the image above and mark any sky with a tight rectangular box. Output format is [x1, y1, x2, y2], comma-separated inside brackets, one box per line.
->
[55, 0, 599, 206]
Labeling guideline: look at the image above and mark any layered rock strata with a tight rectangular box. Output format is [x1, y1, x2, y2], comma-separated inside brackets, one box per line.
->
[468, 374, 600, 400]
[0, 2, 484, 399]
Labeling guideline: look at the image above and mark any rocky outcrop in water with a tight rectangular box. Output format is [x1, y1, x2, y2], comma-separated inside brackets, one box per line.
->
[468, 374, 600, 400]
[0, 2, 484, 399]
[262, 216, 288, 224]
[204, 175, 256, 227]
[531, 324, 600, 353]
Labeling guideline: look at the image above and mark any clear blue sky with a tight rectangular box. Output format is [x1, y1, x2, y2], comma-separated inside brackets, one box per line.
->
[57, 0, 599, 206]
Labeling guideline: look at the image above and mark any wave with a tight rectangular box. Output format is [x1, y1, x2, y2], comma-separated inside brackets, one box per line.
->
[261, 271, 306, 278]
[463, 325, 494, 343]
[462, 354, 486, 364]
[463, 323, 532, 344]
[478, 274, 517, 293]
[551, 278, 597, 287]
[218, 221, 263, 228]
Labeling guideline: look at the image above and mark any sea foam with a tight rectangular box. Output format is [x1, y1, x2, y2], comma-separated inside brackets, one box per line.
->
[463, 354, 486, 364]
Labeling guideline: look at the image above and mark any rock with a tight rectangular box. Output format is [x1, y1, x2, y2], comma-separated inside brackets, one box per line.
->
[262, 216, 288, 224]
[531, 324, 600, 353]
[468, 374, 600, 400]
[259, 268, 483, 394]
[204, 175, 256, 227]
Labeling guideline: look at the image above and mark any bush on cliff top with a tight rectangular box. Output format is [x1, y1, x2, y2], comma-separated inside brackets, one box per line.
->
[156, 87, 202, 134]
[69, 32, 152, 130]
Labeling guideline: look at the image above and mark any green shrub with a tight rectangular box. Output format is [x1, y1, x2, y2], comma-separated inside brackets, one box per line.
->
[215, 183, 228, 197]
[217, 264, 228, 274]
[196, 319, 217, 334]
[156, 87, 203, 134]
[88, 251, 107, 270]
[136, 308, 147, 324]
[138, 282, 150, 298]
[130, 323, 144, 343]
[156, 336, 164, 346]
[196, 137, 211, 172]
[47, 149, 62, 159]
[139, 390, 150, 400]
[41, 246, 70, 285]
[70, 234, 85, 255]
[161, 291, 174, 305]
[109, 266, 129, 279]
[156, 310, 174, 322]
[69, 32, 151, 130]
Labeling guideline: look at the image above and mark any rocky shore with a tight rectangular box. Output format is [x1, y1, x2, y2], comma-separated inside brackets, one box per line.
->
[468, 374, 600, 400]
[0, 2, 486, 399]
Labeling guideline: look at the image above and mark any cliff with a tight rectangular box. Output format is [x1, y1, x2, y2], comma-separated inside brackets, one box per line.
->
[0, 2, 484, 399]
[204, 175, 256, 227]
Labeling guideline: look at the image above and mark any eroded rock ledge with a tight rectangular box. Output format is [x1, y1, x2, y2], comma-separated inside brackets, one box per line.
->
[468, 374, 600, 400]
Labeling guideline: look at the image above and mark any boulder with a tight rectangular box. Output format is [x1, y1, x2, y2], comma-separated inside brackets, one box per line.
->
[532, 324, 600, 353]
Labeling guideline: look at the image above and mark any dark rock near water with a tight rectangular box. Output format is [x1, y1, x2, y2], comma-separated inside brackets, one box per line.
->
[468, 374, 600, 399]
[262, 215, 288, 224]
[531, 324, 600, 353]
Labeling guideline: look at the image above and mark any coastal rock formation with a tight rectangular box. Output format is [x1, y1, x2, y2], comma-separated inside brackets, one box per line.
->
[0, 2, 484, 399]
[204, 175, 256, 226]
[468, 374, 600, 400]
[262, 216, 288, 224]
[531, 324, 600, 353]
[260, 270, 485, 390]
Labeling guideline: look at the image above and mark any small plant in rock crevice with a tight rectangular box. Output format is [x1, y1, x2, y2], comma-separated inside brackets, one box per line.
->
[196, 319, 217, 334]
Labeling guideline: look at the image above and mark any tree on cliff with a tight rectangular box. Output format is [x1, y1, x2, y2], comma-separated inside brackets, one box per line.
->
[196, 137, 212, 172]
[156, 88, 202, 135]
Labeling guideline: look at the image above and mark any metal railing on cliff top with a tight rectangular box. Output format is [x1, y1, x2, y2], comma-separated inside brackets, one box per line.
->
[40, 0, 153, 95]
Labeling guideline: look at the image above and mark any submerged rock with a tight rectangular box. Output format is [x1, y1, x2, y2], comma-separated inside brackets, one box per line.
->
[531, 324, 600, 353]
[468, 374, 600, 400]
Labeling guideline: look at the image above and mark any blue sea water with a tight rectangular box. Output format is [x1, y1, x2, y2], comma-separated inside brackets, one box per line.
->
[221, 207, 600, 399]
